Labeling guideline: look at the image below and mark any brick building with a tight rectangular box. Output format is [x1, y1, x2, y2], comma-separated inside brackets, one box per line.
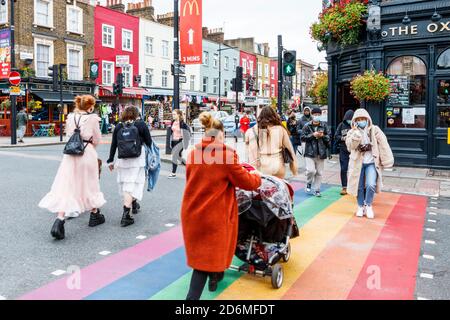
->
[0, 0, 96, 136]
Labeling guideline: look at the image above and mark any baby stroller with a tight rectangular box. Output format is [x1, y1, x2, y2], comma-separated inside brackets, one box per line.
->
[230, 173, 299, 289]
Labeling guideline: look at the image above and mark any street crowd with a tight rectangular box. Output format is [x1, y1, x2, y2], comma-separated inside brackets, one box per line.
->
[36, 94, 394, 300]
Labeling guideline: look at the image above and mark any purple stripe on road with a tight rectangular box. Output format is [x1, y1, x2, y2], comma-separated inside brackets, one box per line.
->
[18, 226, 183, 300]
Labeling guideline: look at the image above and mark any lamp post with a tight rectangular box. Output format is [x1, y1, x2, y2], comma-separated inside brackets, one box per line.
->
[217, 44, 238, 109]
[2, 0, 17, 145]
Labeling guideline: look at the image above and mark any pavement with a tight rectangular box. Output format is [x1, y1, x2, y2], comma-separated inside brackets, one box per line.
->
[0, 136, 449, 300]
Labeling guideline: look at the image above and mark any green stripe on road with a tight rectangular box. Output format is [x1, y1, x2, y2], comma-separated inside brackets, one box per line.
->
[150, 187, 342, 300]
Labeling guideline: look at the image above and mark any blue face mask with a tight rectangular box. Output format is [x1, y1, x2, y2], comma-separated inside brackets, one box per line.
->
[357, 120, 368, 129]
[312, 115, 321, 122]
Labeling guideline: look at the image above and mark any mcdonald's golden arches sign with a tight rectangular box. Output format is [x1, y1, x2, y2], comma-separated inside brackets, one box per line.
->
[180, 0, 203, 65]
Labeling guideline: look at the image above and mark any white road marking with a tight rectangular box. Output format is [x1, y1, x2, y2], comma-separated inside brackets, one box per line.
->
[420, 273, 434, 279]
[428, 219, 437, 223]
[429, 212, 437, 216]
[423, 254, 435, 260]
[431, 202, 438, 205]
[417, 297, 429, 300]
[51, 270, 66, 276]
[136, 235, 147, 240]
[425, 240, 436, 245]
[0, 295, 6, 300]
[429, 207, 438, 210]
[165, 223, 175, 228]
[426, 228, 436, 232]
[431, 197, 438, 200]
[99, 251, 111, 256]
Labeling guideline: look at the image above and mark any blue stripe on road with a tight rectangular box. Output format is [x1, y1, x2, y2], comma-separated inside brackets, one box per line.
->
[293, 184, 332, 205]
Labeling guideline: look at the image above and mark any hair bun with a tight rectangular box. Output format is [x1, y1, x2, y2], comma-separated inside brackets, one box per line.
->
[199, 112, 213, 129]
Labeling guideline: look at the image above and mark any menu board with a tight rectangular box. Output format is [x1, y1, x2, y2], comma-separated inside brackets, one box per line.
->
[388, 75, 410, 106]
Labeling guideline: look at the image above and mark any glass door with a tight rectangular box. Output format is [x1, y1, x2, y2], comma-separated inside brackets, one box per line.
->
[431, 78, 450, 167]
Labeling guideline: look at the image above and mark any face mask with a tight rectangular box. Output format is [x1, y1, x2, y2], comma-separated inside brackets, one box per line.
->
[312, 116, 321, 122]
[357, 120, 368, 129]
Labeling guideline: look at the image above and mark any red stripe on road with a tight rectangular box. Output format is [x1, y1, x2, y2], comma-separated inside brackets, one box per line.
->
[347, 194, 428, 300]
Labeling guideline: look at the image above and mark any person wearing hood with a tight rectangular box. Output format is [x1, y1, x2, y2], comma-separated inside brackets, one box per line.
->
[182, 112, 261, 300]
[299, 106, 312, 129]
[335, 109, 354, 195]
[345, 108, 394, 219]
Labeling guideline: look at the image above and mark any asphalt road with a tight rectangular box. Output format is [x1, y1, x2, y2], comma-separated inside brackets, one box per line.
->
[0, 143, 185, 299]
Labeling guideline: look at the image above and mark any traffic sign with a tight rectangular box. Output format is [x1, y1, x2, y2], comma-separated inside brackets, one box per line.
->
[9, 86, 21, 96]
[179, 76, 187, 84]
[9, 71, 21, 86]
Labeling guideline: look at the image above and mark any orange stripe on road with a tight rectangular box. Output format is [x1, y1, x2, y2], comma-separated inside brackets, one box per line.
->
[282, 192, 401, 300]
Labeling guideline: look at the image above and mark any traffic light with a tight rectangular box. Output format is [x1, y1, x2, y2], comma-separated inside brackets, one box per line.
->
[283, 50, 297, 77]
[114, 73, 124, 96]
[231, 78, 236, 92]
[236, 66, 243, 92]
[48, 65, 59, 91]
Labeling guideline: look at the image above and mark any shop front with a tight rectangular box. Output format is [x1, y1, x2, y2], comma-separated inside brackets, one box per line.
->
[327, 1, 450, 168]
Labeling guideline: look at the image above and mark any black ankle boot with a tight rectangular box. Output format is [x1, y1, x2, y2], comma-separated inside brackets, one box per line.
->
[208, 272, 224, 292]
[121, 206, 134, 227]
[89, 209, 105, 227]
[132, 200, 140, 215]
[51, 219, 65, 240]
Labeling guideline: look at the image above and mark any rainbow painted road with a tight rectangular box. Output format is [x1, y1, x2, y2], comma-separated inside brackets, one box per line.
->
[19, 182, 428, 300]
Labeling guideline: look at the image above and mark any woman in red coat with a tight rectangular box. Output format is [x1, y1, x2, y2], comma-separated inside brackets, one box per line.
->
[181, 112, 261, 300]
[240, 112, 251, 135]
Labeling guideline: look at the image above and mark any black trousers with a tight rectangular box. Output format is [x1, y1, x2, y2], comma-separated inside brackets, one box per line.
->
[339, 149, 350, 188]
[186, 270, 224, 300]
[171, 139, 183, 174]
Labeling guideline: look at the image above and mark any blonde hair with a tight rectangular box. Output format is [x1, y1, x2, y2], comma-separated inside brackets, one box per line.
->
[74, 95, 96, 112]
[199, 111, 224, 135]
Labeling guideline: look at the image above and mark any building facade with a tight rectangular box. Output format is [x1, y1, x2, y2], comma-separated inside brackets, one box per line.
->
[293, 60, 314, 106]
[326, 0, 450, 168]
[270, 58, 279, 98]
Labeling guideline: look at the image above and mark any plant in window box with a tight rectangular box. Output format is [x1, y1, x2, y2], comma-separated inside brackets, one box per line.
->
[28, 100, 43, 112]
[1, 99, 11, 110]
[310, 0, 368, 49]
[19, 67, 36, 79]
[350, 70, 391, 102]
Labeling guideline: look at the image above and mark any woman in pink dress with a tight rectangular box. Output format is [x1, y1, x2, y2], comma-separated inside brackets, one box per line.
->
[39, 95, 106, 240]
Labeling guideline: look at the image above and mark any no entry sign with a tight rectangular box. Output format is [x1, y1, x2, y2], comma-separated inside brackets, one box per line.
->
[9, 71, 21, 86]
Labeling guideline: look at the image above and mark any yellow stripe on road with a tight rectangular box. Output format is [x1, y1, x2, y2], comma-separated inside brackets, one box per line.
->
[216, 195, 357, 300]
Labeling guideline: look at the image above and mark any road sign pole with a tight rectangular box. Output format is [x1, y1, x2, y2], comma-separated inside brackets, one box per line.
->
[277, 35, 283, 116]
[10, 0, 17, 145]
[173, 0, 180, 111]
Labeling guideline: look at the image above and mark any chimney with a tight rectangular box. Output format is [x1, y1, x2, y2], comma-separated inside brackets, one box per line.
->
[127, 0, 155, 21]
[157, 12, 174, 27]
[263, 43, 270, 57]
[207, 28, 224, 44]
[107, 0, 125, 13]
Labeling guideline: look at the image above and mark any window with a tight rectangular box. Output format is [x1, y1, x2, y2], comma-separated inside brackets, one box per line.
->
[233, 58, 237, 71]
[36, 44, 50, 77]
[242, 59, 247, 74]
[102, 61, 114, 85]
[67, 6, 82, 34]
[386, 56, 427, 129]
[271, 66, 275, 80]
[224, 80, 229, 93]
[122, 29, 133, 52]
[145, 68, 153, 87]
[202, 77, 208, 92]
[190, 75, 195, 91]
[437, 79, 450, 128]
[437, 48, 450, 69]
[102, 24, 114, 48]
[68, 47, 82, 80]
[162, 70, 168, 87]
[0, 1, 7, 24]
[122, 65, 132, 87]
[258, 63, 262, 77]
[203, 51, 209, 66]
[145, 37, 153, 55]
[264, 64, 269, 78]
[213, 78, 218, 94]
[249, 61, 254, 76]
[224, 56, 229, 70]
[271, 84, 275, 97]
[162, 40, 169, 58]
[35, 0, 53, 27]
[213, 53, 219, 68]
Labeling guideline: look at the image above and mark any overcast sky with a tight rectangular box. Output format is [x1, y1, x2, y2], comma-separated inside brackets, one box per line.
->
[100, 0, 326, 66]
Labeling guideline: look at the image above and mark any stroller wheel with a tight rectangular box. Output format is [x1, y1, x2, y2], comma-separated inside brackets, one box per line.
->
[271, 264, 283, 289]
[282, 243, 291, 263]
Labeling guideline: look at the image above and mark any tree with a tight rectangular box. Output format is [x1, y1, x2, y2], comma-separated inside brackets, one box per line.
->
[311, 72, 328, 105]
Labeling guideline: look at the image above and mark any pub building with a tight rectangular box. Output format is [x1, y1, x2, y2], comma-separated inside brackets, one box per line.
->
[326, 0, 450, 168]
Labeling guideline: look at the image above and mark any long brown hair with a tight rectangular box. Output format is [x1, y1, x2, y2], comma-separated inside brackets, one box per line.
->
[257, 106, 283, 130]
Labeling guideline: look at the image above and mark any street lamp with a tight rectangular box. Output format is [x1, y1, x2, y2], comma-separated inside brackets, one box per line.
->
[217, 44, 238, 109]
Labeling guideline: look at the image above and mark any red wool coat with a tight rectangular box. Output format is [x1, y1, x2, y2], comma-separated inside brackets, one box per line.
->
[240, 116, 250, 134]
[181, 138, 262, 272]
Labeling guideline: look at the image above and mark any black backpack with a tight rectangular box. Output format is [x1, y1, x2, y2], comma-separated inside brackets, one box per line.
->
[117, 121, 142, 159]
[63, 114, 92, 156]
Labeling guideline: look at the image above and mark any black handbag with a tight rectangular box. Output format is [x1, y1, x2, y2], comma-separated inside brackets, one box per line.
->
[63, 115, 92, 156]
[282, 147, 294, 164]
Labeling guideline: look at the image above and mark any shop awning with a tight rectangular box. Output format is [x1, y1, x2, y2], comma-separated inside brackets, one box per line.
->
[31, 91, 75, 103]
[99, 86, 150, 98]
[145, 88, 174, 96]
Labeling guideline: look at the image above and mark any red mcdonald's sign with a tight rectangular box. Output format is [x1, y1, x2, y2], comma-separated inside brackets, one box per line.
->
[180, 0, 202, 65]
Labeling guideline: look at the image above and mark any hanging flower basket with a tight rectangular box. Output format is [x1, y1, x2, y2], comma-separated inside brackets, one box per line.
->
[350, 70, 391, 102]
[28, 99, 42, 112]
[1, 99, 11, 110]
[310, 1, 368, 49]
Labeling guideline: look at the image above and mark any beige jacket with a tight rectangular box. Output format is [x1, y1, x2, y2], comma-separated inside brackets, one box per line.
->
[245, 125, 298, 179]
[345, 109, 394, 196]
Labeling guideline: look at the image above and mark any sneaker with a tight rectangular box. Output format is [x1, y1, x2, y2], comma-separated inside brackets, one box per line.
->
[366, 206, 375, 219]
[305, 184, 312, 194]
[340, 188, 348, 196]
[356, 206, 365, 218]
[168, 173, 176, 179]
[314, 190, 322, 197]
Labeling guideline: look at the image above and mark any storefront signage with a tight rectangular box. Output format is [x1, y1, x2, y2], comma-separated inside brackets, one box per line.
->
[116, 55, 130, 67]
[90, 62, 99, 80]
[448, 128, 450, 145]
[180, 0, 203, 65]
[382, 19, 450, 40]
[0, 29, 11, 79]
